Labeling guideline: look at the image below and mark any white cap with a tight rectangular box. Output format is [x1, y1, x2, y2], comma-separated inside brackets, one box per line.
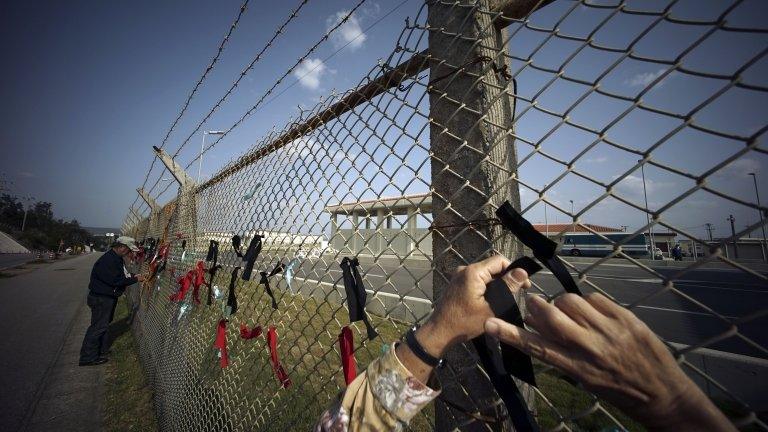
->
[116, 236, 140, 252]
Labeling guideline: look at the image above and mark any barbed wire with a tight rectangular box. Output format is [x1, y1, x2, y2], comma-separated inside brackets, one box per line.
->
[129, 0, 253, 213]
[140, 0, 317, 200]
[148, 0, 376, 201]
[134, 0, 315, 215]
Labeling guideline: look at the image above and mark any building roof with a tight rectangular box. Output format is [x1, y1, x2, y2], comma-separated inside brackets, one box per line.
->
[533, 223, 622, 234]
[325, 193, 431, 215]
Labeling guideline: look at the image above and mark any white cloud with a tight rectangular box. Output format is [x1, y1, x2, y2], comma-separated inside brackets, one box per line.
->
[714, 157, 761, 178]
[293, 58, 327, 90]
[327, 10, 366, 51]
[625, 69, 666, 87]
[18, 171, 34, 178]
[615, 174, 668, 197]
[287, 136, 322, 160]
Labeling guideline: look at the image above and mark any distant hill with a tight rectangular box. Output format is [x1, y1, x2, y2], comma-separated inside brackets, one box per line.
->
[0, 230, 30, 253]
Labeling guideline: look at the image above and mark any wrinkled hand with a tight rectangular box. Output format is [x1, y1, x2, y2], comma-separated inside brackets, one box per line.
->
[136, 274, 147, 282]
[421, 255, 531, 357]
[484, 293, 735, 431]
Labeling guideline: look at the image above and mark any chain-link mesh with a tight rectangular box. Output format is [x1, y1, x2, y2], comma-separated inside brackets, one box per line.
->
[123, 0, 768, 430]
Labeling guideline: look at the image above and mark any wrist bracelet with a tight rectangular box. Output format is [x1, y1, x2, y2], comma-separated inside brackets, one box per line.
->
[405, 326, 445, 368]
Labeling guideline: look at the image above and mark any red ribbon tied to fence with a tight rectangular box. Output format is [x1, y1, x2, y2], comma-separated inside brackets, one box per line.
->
[191, 261, 206, 305]
[266, 326, 291, 388]
[239, 323, 262, 339]
[214, 319, 230, 368]
[169, 271, 193, 302]
[338, 326, 357, 385]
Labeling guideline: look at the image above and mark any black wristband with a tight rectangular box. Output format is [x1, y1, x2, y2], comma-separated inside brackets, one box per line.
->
[405, 326, 444, 368]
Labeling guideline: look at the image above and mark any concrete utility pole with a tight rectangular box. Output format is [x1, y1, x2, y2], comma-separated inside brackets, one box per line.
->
[427, 0, 549, 429]
[748, 172, 767, 262]
[639, 160, 656, 259]
[137, 188, 161, 238]
[728, 214, 738, 259]
[705, 223, 714, 241]
[152, 145, 197, 253]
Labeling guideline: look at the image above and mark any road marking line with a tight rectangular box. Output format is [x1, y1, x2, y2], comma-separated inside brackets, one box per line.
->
[327, 268, 388, 278]
[676, 283, 767, 294]
[633, 305, 737, 320]
[289, 275, 433, 305]
[667, 342, 768, 366]
[535, 270, 663, 284]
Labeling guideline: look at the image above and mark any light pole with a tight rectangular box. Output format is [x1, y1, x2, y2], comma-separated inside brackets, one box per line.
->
[639, 161, 655, 259]
[748, 172, 767, 262]
[198, 130, 225, 183]
[705, 223, 714, 241]
[728, 214, 738, 259]
[20, 195, 35, 232]
[544, 199, 549, 238]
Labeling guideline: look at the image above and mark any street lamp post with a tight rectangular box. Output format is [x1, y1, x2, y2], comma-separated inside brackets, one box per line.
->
[748, 172, 767, 262]
[198, 130, 225, 184]
[639, 161, 655, 259]
[728, 214, 738, 259]
[20, 195, 35, 232]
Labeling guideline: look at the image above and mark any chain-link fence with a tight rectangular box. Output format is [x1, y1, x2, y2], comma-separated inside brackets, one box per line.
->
[122, 0, 768, 430]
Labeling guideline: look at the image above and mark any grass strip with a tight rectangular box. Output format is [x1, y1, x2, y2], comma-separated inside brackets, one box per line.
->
[103, 297, 159, 432]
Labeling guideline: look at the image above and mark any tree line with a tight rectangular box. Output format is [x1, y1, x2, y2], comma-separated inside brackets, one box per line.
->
[0, 193, 96, 251]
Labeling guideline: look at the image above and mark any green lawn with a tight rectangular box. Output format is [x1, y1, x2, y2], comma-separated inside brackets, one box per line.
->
[134, 265, 643, 431]
[103, 297, 159, 432]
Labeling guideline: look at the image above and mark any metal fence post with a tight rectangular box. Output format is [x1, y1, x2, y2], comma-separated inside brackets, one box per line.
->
[428, 0, 533, 429]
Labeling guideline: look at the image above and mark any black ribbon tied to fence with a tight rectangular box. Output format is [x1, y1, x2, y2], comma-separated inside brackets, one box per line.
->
[496, 201, 582, 296]
[206, 240, 221, 306]
[259, 262, 284, 310]
[471, 256, 541, 431]
[241, 234, 263, 281]
[232, 235, 244, 258]
[339, 257, 378, 340]
[469, 201, 583, 430]
[227, 266, 241, 315]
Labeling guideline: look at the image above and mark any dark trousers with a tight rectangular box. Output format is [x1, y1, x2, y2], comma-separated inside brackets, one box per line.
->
[79, 294, 118, 362]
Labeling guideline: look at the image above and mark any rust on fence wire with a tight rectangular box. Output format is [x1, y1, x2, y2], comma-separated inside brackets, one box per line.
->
[122, 0, 768, 431]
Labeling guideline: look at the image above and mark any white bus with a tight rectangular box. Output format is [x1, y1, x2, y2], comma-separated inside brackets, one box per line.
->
[560, 233, 649, 257]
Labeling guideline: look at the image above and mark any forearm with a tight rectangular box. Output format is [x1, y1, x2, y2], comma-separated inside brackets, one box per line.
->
[394, 320, 454, 384]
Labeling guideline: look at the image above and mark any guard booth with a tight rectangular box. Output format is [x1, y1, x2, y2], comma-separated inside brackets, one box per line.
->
[325, 193, 432, 256]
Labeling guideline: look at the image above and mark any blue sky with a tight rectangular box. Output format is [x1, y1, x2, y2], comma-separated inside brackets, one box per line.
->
[0, 0, 420, 226]
[1, 0, 766, 244]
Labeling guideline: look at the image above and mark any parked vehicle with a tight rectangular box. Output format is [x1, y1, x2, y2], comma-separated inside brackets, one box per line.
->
[560, 233, 649, 258]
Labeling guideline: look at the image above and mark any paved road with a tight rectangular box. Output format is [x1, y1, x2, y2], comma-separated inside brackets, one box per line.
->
[0, 253, 34, 271]
[259, 254, 767, 358]
[0, 253, 98, 431]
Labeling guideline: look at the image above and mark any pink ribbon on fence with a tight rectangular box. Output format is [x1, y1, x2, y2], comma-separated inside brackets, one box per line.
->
[339, 326, 357, 385]
[266, 326, 291, 388]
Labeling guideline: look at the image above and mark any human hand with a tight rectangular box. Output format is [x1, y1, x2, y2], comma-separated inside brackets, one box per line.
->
[484, 293, 735, 431]
[420, 255, 531, 358]
[136, 274, 147, 283]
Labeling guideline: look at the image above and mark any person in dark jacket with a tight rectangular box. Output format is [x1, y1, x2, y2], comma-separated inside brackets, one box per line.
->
[79, 236, 145, 366]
